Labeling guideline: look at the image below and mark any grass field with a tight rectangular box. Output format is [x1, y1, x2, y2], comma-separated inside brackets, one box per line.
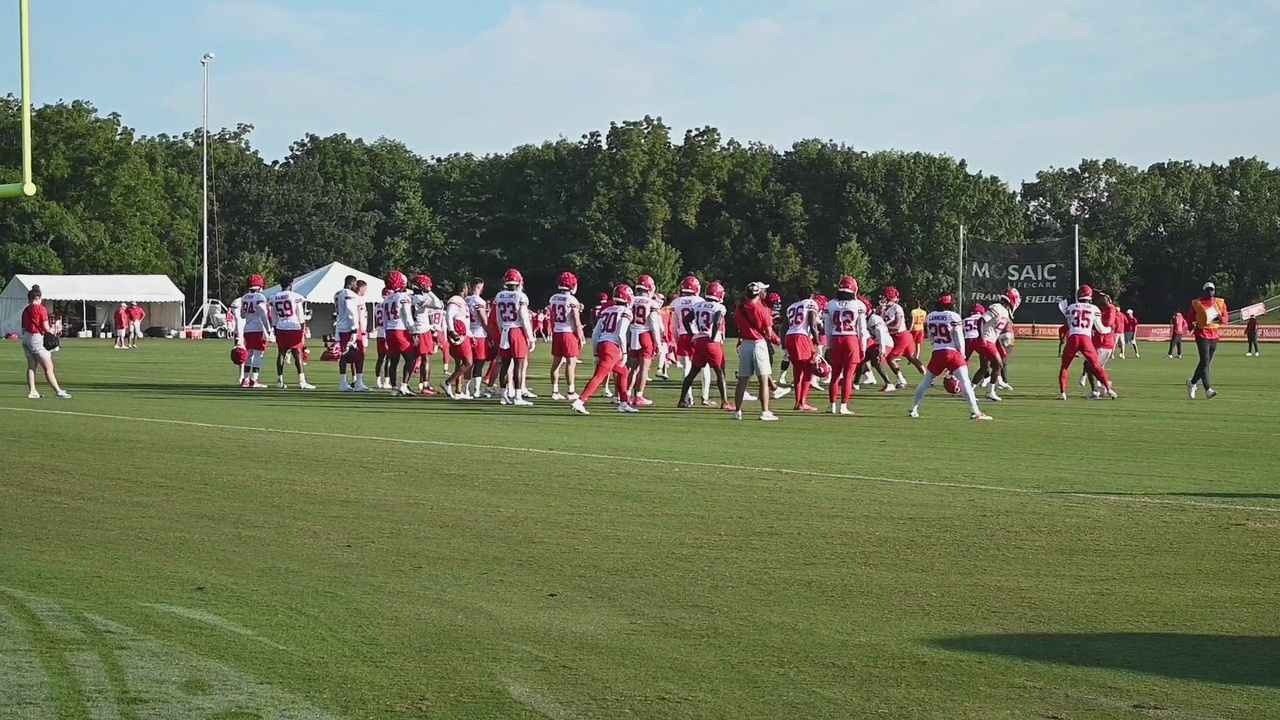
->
[0, 338, 1277, 719]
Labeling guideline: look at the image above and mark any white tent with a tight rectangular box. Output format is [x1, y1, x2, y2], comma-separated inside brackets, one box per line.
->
[263, 262, 385, 337]
[0, 274, 185, 336]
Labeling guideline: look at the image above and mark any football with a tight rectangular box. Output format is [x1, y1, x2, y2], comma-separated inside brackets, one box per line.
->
[943, 375, 962, 395]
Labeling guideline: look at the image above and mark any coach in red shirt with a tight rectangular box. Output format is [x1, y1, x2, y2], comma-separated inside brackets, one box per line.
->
[732, 281, 779, 421]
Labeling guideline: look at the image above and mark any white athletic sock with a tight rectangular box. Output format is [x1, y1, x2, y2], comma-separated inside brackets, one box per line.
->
[958, 372, 981, 414]
[299, 373, 307, 385]
[912, 371, 936, 407]
[701, 367, 711, 400]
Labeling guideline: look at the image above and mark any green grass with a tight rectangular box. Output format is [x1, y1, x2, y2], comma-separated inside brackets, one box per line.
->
[0, 338, 1277, 719]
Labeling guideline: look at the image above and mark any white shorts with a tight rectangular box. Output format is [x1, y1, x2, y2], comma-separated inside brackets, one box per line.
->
[737, 339, 772, 379]
[22, 332, 48, 360]
[115, 328, 126, 338]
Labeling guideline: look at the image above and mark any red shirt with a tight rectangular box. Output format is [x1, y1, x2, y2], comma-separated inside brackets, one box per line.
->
[114, 307, 130, 329]
[1246, 318, 1259, 335]
[734, 299, 774, 341]
[1125, 315, 1138, 332]
[128, 306, 145, 321]
[1172, 314, 1188, 334]
[21, 303, 48, 334]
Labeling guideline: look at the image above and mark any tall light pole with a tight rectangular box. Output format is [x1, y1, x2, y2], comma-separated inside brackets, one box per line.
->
[199, 52, 215, 326]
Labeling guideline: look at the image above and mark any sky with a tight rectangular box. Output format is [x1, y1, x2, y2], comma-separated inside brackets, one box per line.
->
[2, 0, 1278, 185]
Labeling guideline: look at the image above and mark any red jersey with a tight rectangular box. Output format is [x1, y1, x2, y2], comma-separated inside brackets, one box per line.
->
[734, 299, 774, 341]
[113, 307, 130, 329]
[128, 306, 145, 321]
[22, 303, 48, 334]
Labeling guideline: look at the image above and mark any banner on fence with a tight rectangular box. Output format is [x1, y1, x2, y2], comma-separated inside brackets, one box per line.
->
[965, 237, 1070, 325]
[1011, 324, 1280, 342]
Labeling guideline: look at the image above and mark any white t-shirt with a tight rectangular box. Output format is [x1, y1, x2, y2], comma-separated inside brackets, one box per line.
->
[925, 310, 964, 351]
[629, 294, 661, 344]
[240, 292, 269, 334]
[670, 294, 701, 339]
[868, 313, 892, 349]
[593, 304, 632, 347]
[825, 298, 867, 338]
[883, 302, 908, 334]
[334, 288, 360, 333]
[465, 296, 488, 338]
[1060, 300, 1109, 337]
[785, 299, 818, 336]
[980, 303, 1011, 343]
[446, 295, 468, 336]
[412, 292, 443, 334]
[270, 290, 306, 331]
[548, 291, 583, 334]
[381, 291, 414, 332]
[691, 300, 726, 342]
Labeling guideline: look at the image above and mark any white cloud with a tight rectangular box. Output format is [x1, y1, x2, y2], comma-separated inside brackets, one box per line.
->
[181, 0, 1280, 182]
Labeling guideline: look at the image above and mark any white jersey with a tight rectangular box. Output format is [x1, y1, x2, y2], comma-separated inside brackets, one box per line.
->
[548, 291, 583, 334]
[381, 291, 414, 332]
[1060, 300, 1110, 337]
[445, 295, 469, 336]
[868, 313, 893, 349]
[824, 298, 867, 338]
[465, 295, 488, 338]
[593, 304, 632, 347]
[785, 299, 819, 336]
[269, 290, 306, 331]
[494, 288, 532, 349]
[691, 299, 727, 342]
[412, 292, 443, 334]
[629, 294, 661, 345]
[980, 303, 1011, 343]
[334, 288, 360, 333]
[239, 292, 269, 334]
[882, 302, 908, 334]
[962, 313, 983, 341]
[670, 294, 702, 339]
[925, 310, 964, 352]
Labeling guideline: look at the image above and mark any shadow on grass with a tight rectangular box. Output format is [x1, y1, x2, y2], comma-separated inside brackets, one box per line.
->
[931, 633, 1280, 687]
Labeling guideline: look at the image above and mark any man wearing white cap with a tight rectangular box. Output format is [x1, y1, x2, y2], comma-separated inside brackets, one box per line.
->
[732, 281, 779, 421]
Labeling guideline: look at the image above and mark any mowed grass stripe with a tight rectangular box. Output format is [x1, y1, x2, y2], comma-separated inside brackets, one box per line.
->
[2, 405, 1277, 516]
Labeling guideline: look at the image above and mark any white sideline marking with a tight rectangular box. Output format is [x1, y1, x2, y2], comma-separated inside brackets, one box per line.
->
[1, 406, 1278, 515]
[141, 604, 285, 649]
[504, 680, 592, 720]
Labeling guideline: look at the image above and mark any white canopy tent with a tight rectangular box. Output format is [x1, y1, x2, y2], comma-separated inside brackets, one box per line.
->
[0, 274, 185, 336]
[262, 262, 385, 337]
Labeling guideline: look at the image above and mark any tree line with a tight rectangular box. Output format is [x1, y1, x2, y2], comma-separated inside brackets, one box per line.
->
[0, 96, 1277, 318]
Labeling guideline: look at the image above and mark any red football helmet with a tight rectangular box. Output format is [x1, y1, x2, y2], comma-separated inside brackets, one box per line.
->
[813, 357, 832, 378]
[1005, 287, 1022, 312]
[637, 274, 656, 293]
[943, 375, 962, 394]
[414, 274, 433, 290]
[765, 291, 781, 305]
[706, 281, 726, 301]
[503, 268, 523, 286]
[859, 295, 875, 313]
[385, 270, 407, 292]
[939, 293, 954, 307]
[883, 286, 900, 302]
[301, 348, 310, 363]
[972, 303, 986, 316]
[680, 276, 701, 294]
[558, 271, 578, 291]
[839, 276, 859, 294]
[230, 346, 248, 365]
[247, 274, 265, 290]
[814, 294, 829, 312]
[598, 291, 610, 305]
[613, 284, 634, 303]
[1078, 285, 1094, 301]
